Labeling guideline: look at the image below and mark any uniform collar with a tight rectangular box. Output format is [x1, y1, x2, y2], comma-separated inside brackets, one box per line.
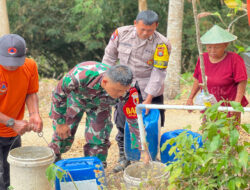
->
[87, 73, 104, 90]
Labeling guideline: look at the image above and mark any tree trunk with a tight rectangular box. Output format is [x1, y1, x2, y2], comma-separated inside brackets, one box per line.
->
[138, 0, 147, 12]
[164, 0, 184, 100]
[0, 0, 10, 36]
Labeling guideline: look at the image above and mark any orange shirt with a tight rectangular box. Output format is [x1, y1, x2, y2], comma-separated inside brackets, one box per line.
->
[0, 58, 39, 137]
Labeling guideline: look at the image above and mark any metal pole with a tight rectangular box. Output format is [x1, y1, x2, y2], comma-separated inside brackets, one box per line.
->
[136, 104, 250, 150]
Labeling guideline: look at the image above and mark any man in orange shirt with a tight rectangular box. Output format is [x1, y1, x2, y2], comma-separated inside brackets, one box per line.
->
[0, 34, 43, 190]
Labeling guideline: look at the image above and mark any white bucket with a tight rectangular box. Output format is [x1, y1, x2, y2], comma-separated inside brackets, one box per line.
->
[123, 161, 169, 189]
[7, 146, 55, 190]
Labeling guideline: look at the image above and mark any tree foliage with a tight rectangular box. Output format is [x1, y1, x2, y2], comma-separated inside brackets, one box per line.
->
[7, 0, 250, 78]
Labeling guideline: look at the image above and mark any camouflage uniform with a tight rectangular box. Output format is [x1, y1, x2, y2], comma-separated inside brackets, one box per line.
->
[48, 61, 139, 162]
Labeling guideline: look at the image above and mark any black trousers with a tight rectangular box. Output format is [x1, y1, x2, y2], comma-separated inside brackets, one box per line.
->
[0, 136, 21, 190]
[114, 94, 165, 155]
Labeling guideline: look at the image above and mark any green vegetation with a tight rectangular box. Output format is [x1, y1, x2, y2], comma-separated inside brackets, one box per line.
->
[246, 79, 250, 95]
[46, 163, 79, 190]
[161, 101, 249, 190]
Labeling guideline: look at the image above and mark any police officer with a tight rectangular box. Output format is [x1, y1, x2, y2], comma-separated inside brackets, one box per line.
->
[102, 10, 171, 172]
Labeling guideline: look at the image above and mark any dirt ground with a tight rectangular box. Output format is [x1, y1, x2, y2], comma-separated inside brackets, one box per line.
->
[21, 79, 250, 177]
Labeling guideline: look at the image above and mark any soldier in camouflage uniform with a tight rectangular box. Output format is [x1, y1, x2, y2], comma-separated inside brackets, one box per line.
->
[48, 61, 140, 167]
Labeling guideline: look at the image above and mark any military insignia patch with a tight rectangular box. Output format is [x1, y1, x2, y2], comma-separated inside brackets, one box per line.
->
[153, 44, 169, 69]
[111, 29, 118, 41]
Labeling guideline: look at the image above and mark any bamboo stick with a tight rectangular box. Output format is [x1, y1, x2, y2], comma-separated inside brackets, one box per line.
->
[192, 0, 208, 94]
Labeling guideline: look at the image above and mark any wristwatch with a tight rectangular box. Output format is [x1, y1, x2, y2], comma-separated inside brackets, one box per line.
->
[6, 118, 15, 127]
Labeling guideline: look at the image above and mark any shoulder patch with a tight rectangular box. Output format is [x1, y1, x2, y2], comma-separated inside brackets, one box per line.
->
[153, 44, 169, 69]
[111, 29, 118, 41]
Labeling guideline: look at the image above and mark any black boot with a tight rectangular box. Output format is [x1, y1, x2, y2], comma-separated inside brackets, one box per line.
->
[102, 161, 107, 169]
[112, 152, 130, 173]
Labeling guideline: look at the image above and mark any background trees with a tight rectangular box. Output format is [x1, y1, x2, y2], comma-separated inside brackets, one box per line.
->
[165, 0, 184, 99]
[0, 0, 10, 36]
[6, 0, 249, 80]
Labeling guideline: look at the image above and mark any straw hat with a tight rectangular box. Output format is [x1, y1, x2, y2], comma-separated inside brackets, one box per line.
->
[200, 25, 237, 44]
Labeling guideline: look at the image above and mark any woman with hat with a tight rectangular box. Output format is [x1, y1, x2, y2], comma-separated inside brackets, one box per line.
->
[186, 25, 248, 122]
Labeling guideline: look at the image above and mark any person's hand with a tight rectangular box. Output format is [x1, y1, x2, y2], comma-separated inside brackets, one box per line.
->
[56, 124, 71, 140]
[141, 150, 150, 164]
[186, 98, 194, 113]
[12, 120, 29, 135]
[142, 99, 151, 115]
[29, 113, 43, 133]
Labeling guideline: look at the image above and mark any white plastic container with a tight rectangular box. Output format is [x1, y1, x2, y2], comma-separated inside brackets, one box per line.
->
[7, 146, 55, 190]
[123, 161, 169, 189]
[194, 91, 205, 106]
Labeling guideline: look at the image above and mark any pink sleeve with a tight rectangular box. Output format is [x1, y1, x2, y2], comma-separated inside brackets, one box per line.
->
[232, 53, 248, 82]
[193, 58, 200, 80]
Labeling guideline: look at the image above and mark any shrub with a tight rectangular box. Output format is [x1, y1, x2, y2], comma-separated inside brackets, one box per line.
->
[162, 101, 249, 190]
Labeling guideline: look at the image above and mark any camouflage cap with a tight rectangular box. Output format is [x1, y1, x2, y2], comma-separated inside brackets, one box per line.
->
[200, 25, 237, 44]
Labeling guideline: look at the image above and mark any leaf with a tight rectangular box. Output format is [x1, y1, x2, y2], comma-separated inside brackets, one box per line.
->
[211, 11, 221, 17]
[228, 178, 236, 190]
[234, 177, 243, 188]
[229, 129, 239, 146]
[46, 164, 56, 182]
[241, 124, 250, 133]
[203, 153, 214, 165]
[243, 141, 250, 147]
[160, 138, 174, 152]
[235, 46, 245, 54]
[169, 145, 177, 156]
[164, 164, 173, 172]
[224, 0, 242, 9]
[207, 124, 218, 140]
[169, 167, 182, 183]
[230, 101, 244, 113]
[168, 184, 177, 190]
[216, 158, 227, 172]
[209, 135, 221, 152]
[174, 93, 181, 100]
[193, 154, 204, 165]
[214, 118, 227, 126]
[239, 150, 248, 169]
[57, 170, 66, 181]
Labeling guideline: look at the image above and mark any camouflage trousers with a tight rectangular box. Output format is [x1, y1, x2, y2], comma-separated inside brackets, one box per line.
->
[49, 108, 113, 162]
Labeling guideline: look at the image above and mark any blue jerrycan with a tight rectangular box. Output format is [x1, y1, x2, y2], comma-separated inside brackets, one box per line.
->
[55, 156, 106, 190]
[160, 129, 203, 164]
[125, 109, 160, 161]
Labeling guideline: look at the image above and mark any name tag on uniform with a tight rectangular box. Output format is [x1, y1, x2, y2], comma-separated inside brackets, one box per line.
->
[153, 44, 169, 69]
